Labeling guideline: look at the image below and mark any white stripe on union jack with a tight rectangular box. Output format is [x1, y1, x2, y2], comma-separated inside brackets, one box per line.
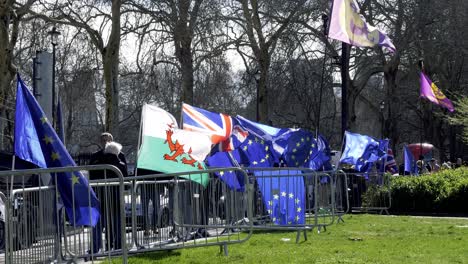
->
[182, 103, 233, 146]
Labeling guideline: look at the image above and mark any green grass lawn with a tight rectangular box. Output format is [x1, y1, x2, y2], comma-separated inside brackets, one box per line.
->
[111, 214, 468, 264]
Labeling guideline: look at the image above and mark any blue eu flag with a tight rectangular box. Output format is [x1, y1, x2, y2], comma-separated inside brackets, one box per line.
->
[282, 129, 314, 167]
[340, 131, 382, 172]
[255, 170, 305, 225]
[14, 74, 100, 226]
[237, 134, 275, 168]
[309, 134, 332, 171]
[207, 149, 246, 191]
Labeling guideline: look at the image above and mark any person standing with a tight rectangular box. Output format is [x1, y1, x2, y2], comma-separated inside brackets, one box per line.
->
[89, 132, 128, 254]
[429, 158, 440, 173]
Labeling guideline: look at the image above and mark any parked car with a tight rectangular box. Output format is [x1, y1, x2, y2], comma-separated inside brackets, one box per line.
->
[124, 186, 170, 229]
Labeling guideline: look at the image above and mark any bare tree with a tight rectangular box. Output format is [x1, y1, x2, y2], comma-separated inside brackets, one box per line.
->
[33, 0, 123, 134]
[228, 0, 309, 123]
[128, 0, 226, 106]
[0, 0, 36, 149]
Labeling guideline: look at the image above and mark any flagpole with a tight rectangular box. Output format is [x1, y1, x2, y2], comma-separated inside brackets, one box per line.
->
[419, 60, 424, 159]
[341, 43, 349, 143]
[135, 105, 145, 177]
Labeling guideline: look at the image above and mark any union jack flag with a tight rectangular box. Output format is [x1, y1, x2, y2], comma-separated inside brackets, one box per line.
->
[384, 148, 399, 174]
[182, 103, 233, 151]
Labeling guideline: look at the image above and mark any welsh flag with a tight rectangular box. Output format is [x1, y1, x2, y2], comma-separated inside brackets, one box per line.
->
[137, 104, 211, 186]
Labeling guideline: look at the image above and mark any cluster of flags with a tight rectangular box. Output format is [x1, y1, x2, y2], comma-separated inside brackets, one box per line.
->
[10, 0, 454, 228]
[136, 103, 333, 226]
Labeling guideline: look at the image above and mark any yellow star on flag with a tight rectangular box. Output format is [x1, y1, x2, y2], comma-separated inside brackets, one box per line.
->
[243, 146, 248, 151]
[252, 161, 258, 165]
[297, 207, 302, 213]
[51, 152, 61, 161]
[40, 116, 49, 124]
[301, 137, 304, 142]
[71, 173, 80, 185]
[311, 143, 316, 148]
[248, 140, 253, 145]
[265, 145, 269, 151]
[306, 137, 310, 141]
[296, 142, 301, 147]
[260, 158, 266, 163]
[43, 135, 54, 145]
[219, 171, 225, 176]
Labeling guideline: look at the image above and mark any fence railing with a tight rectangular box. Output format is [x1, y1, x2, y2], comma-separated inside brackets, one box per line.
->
[346, 172, 391, 214]
[0, 165, 351, 263]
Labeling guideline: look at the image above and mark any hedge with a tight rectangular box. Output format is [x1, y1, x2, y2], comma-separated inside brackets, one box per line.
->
[390, 167, 468, 214]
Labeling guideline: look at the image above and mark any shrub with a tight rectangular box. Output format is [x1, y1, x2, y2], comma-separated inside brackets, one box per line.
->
[390, 167, 468, 214]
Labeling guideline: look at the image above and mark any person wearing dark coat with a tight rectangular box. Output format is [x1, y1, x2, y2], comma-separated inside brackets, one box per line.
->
[89, 132, 128, 255]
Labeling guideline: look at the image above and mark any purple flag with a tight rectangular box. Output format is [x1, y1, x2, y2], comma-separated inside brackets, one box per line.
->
[420, 72, 454, 112]
[329, 0, 396, 53]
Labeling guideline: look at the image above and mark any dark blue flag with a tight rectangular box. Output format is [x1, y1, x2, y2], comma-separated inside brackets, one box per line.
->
[235, 115, 289, 161]
[255, 170, 305, 225]
[309, 134, 332, 171]
[14, 74, 100, 226]
[404, 145, 418, 175]
[282, 129, 314, 167]
[237, 134, 275, 168]
[340, 131, 383, 172]
[207, 149, 246, 191]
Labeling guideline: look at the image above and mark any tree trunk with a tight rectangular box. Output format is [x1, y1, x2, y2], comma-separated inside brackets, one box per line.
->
[384, 54, 401, 150]
[178, 44, 194, 105]
[173, 0, 195, 105]
[258, 53, 270, 123]
[103, 0, 121, 135]
[0, 0, 17, 149]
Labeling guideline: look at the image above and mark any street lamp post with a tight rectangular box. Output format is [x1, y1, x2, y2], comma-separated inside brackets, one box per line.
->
[48, 26, 60, 128]
[254, 71, 260, 122]
[380, 101, 385, 138]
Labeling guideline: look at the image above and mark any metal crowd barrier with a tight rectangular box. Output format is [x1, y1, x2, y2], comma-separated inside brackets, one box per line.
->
[130, 168, 253, 256]
[0, 164, 350, 263]
[0, 164, 127, 264]
[347, 172, 391, 214]
[245, 168, 349, 242]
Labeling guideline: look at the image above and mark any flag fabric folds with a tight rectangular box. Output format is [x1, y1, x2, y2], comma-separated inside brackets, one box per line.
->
[309, 135, 333, 171]
[281, 129, 315, 167]
[339, 131, 383, 172]
[404, 145, 418, 175]
[182, 103, 233, 151]
[14, 74, 99, 226]
[420, 72, 455, 112]
[329, 0, 396, 53]
[235, 115, 289, 158]
[236, 134, 276, 168]
[206, 150, 246, 191]
[383, 148, 398, 174]
[255, 170, 305, 225]
[137, 104, 211, 186]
